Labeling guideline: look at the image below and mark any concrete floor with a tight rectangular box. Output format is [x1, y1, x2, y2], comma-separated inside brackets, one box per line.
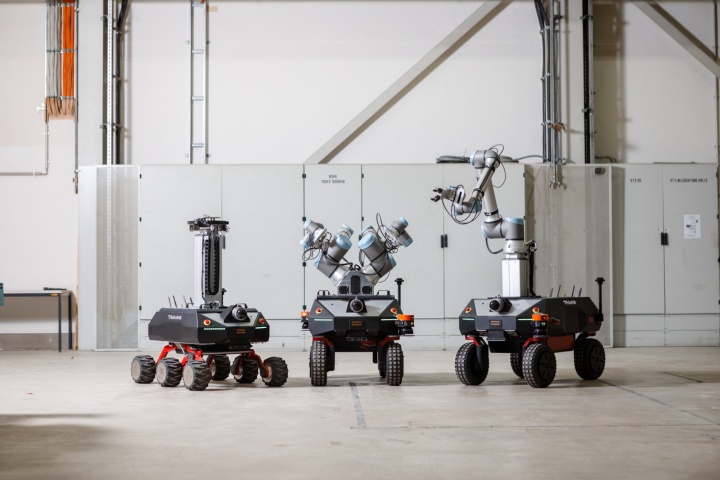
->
[0, 347, 719, 480]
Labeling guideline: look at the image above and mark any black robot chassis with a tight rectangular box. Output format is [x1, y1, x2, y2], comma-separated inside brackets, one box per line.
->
[455, 278, 607, 388]
[131, 304, 288, 391]
[302, 281, 414, 387]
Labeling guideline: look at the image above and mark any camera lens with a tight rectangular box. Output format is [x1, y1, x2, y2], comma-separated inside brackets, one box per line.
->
[232, 305, 248, 320]
[349, 298, 365, 313]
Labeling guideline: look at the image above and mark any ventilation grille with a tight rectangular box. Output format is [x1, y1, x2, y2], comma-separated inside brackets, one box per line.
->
[96, 167, 139, 350]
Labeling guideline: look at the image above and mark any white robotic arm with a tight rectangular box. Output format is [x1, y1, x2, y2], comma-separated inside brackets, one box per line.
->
[432, 148, 536, 297]
[301, 217, 413, 288]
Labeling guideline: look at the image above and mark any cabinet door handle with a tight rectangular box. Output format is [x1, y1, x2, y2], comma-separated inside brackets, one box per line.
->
[440, 234, 448, 248]
[660, 231, 669, 246]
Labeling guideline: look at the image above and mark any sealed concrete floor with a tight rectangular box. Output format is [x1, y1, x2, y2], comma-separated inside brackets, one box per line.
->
[0, 347, 719, 480]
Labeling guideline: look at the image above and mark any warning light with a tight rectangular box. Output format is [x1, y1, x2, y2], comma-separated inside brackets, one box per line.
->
[259, 317, 266, 324]
[316, 308, 323, 314]
[465, 307, 472, 313]
[532, 307, 540, 313]
[390, 308, 397, 314]
[203, 319, 211, 326]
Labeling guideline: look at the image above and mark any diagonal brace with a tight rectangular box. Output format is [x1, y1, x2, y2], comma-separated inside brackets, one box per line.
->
[633, 1, 720, 77]
[304, 0, 510, 164]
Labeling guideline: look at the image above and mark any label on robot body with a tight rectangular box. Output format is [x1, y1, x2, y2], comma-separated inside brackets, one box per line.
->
[563, 300, 577, 305]
[168, 315, 182, 320]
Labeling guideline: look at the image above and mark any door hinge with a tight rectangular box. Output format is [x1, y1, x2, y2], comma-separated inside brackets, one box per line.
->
[660, 231, 669, 246]
[440, 234, 448, 248]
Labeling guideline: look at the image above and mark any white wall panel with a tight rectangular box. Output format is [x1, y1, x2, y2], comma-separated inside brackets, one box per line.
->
[665, 315, 720, 332]
[612, 165, 665, 314]
[126, 2, 189, 164]
[666, 330, 719, 347]
[137, 165, 222, 319]
[594, 3, 717, 164]
[662, 165, 719, 314]
[442, 162, 526, 317]
[361, 165, 444, 319]
[220, 165, 304, 319]
[303, 165, 362, 307]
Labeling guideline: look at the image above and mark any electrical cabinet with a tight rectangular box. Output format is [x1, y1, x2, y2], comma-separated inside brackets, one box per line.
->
[362, 165, 445, 348]
[612, 164, 719, 346]
[137, 165, 222, 349]
[220, 165, 304, 319]
[302, 165, 363, 308]
[442, 163, 527, 317]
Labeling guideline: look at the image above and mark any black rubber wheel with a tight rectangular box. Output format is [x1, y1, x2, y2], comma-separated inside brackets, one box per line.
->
[232, 355, 259, 383]
[455, 342, 489, 386]
[522, 343, 557, 388]
[207, 354, 231, 381]
[510, 352, 524, 379]
[386, 342, 404, 386]
[309, 341, 328, 386]
[182, 360, 211, 391]
[574, 337, 606, 380]
[262, 357, 289, 387]
[378, 344, 387, 379]
[156, 357, 182, 387]
[131, 355, 156, 384]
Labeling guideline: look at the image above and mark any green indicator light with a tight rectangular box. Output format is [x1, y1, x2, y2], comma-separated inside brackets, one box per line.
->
[381, 318, 396, 322]
[462, 317, 475, 321]
[313, 318, 334, 322]
[203, 327, 225, 331]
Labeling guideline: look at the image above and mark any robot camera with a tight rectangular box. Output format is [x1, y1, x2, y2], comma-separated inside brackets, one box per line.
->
[488, 297, 511, 313]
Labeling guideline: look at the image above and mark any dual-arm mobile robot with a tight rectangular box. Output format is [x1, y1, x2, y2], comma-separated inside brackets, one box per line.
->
[300, 216, 414, 386]
[433, 148, 606, 388]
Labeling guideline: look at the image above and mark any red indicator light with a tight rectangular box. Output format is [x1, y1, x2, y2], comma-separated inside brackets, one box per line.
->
[203, 319, 211, 326]
[465, 307, 472, 313]
[390, 308, 397, 314]
[316, 308, 323, 314]
[259, 317, 266, 324]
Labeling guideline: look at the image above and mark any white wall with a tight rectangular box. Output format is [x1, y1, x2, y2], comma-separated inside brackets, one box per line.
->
[1, 0, 718, 347]
[0, 2, 78, 340]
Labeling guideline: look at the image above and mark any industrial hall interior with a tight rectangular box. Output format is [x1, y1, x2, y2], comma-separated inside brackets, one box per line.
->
[0, 1, 718, 479]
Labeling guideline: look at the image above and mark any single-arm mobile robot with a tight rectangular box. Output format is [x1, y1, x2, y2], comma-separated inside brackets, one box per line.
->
[130, 216, 288, 391]
[300, 216, 414, 386]
[432, 148, 606, 388]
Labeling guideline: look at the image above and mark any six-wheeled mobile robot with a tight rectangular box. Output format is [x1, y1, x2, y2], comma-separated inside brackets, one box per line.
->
[432, 148, 606, 388]
[130, 216, 288, 391]
[300, 216, 414, 386]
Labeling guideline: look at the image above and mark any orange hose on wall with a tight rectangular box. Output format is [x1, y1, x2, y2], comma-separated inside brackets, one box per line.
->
[46, 0, 76, 120]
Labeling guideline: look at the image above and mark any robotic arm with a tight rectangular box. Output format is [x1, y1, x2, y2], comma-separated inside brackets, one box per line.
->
[432, 148, 536, 297]
[432, 149, 500, 217]
[301, 217, 413, 288]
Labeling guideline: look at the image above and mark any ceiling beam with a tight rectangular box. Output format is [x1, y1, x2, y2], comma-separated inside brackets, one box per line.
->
[304, 0, 510, 165]
[633, 1, 720, 77]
